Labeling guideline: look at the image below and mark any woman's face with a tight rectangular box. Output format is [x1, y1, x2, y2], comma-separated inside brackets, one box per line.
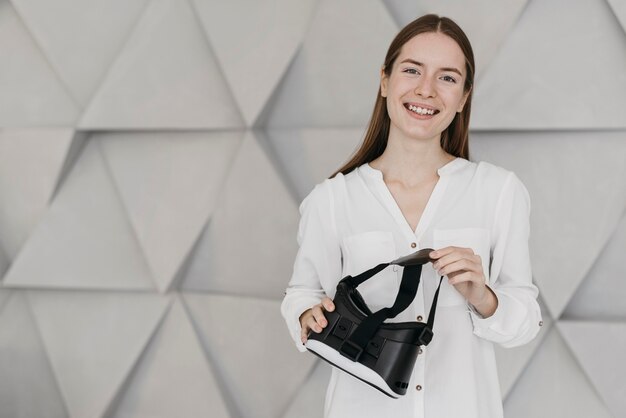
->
[380, 31, 470, 144]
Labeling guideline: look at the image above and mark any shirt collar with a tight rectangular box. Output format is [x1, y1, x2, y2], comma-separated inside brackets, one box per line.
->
[359, 157, 469, 179]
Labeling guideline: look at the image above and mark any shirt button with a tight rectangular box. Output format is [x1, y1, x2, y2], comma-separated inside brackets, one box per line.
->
[417, 315, 423, 321]
[539, 320, 544, 327]
[416, 385, 423, 391]
[410, 242, 417, 248]
[418, 347, 423, 355]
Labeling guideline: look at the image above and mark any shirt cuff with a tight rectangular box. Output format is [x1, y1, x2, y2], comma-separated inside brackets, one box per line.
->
[468, 288, 526, 341]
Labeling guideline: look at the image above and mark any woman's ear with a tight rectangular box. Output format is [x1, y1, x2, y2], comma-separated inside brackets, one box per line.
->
[380, 66, 388, 98]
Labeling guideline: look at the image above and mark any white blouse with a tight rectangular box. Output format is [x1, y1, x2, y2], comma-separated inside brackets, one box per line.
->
[281, 157, 542, 418]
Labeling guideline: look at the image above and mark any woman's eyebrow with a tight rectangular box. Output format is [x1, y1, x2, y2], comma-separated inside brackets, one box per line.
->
[399, 58, 462, 76]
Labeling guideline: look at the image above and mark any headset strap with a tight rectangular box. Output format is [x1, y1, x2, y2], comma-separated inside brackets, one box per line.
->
[339, 262, 444, 360]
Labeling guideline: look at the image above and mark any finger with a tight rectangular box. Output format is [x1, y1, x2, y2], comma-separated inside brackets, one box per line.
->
[301, 326, 308, 343]
[448, 271, 480, 285]
[437, 255, 481, 276]
[321, 297, 335, 312]
[431, 245, 464, 259]
[433, 248, 482, 272]
[311, 305, 328, 329]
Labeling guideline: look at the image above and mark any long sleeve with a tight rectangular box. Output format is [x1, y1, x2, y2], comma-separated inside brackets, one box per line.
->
[280, 180, 343, 352]
[469, 172, 543, 348]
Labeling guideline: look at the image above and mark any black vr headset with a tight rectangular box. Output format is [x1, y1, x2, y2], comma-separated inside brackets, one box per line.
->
[305, 248, 443, 398]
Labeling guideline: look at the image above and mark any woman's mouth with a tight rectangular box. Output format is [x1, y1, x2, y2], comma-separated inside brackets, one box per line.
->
[404, 103, 440, 118]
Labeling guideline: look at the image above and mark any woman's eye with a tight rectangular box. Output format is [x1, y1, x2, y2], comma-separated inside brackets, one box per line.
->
[441, 75, 457, 83]
[403, 68, 419, 75]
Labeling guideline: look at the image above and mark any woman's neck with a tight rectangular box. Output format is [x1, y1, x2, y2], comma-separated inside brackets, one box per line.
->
[369, 135, 455, 187]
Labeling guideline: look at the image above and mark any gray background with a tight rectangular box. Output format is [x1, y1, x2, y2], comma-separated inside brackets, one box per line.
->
[1, 0, 625, 417]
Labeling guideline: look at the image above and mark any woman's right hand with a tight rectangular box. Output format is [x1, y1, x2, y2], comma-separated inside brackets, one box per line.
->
[299, 297, 335, 344]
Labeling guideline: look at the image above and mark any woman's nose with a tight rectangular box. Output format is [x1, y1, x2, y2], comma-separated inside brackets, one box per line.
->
[414, 75, 435, 98]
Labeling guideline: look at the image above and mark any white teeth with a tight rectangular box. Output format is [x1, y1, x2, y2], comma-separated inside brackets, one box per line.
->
[407, 104, 435, 115]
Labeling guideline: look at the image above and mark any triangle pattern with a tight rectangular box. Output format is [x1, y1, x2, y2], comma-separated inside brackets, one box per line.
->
[563, 208, 626, 320]
[181, 131, 299, 299]
[495, 296, 553, 398]
[11, 0, 150, 105]
[27, 291, 170, 418]
[110, 297, 229, 418]
[382, 0, 528, 80]
[183, 293, 317, 418]
[3, 139, 155, 290]
[264, 0, 398, 128]
[0, 247, 8, 279]
[282, 361, 332, 418]
[191, 0, 317, 126]
[99, 131, 242, 293]
[469, 130, 626, 318]
[0, 289, 12, 314]
[503, 327, 612, 417]
[607, 0, 626, 34]
[0, 0, 78, 126]
[0, 293, 68, 417]
[558, 320, 626, 417]
[0, 128, 75, 260]
[265, 127, 364, 200]
[79, 0, 244, 129]
[472, 0, 626, 129]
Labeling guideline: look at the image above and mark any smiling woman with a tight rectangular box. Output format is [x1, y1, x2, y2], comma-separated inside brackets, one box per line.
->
[281, 14, 542, 418]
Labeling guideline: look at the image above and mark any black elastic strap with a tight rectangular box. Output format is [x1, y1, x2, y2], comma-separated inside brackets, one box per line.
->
[427, 275, 445, 330]
[340, 262, 389, 288]
[340, 264, 422, 359]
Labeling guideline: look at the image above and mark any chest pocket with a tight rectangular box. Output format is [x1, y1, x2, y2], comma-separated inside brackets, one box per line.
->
[433, 227, 491, 307]
[341, 231, 398, 311]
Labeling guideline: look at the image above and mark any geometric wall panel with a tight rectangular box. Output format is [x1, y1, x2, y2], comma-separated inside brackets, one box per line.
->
[0, 0, 79, 126]
[110, 297, 229, 418]
[503, 328, 613, 418]
[563, 209, 626, 320]
[183, 293, 317, 418]
[79, 0, 244, 130]
[26, 291, 170, 418]
[0, 293, 68, 418]
[0, 247, 7, 278]
[191, 0, 317, 126]
[472, 0, 626, 129]
[558, 321, 626, 417]
[99, 131, 242, 293]
[265, 127, 363, 200]
[3, 139, 155, 290]
[1, 1, 625, 416]
[382, 0, 528, 79]
[495, 296, 553, 398]
[282, 361, 332, 418]
[608, 0, 626, 33]
[181, 131, 299, 299]
[0, 289, 10, 312]
[263, 0, 397, 128]
[0, 128, 75, 260]
[11, 0, 150, 106]
[470, 131, 626, 318]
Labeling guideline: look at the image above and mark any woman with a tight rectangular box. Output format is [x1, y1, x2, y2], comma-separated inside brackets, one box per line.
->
[281, 14, 542, 418]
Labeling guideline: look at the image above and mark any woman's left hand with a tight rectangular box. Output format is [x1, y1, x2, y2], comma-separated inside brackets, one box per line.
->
[429, 246, 497, 317]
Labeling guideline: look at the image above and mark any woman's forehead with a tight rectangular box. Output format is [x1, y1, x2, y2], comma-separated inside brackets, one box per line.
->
[396, 32, 466, 71]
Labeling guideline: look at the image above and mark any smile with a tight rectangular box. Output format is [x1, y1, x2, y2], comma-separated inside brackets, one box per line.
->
[404, 103, 440, 118]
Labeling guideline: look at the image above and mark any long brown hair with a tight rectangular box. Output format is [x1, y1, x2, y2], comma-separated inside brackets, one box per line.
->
[330, 14, 475, 178]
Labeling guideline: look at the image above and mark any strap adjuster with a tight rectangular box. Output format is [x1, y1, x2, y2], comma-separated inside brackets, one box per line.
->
[339, 339, 364, 362]
[418, 327, 433, 345]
